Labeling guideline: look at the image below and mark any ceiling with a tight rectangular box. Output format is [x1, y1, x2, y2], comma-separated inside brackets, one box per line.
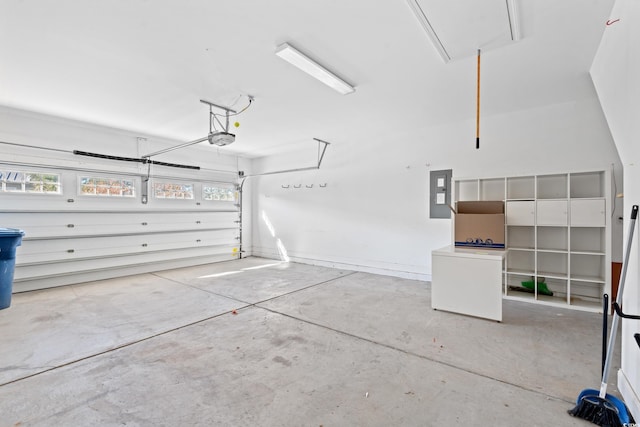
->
[0, 0, 614, 158]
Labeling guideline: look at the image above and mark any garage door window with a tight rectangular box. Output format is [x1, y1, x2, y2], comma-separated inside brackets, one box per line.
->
[152, 182, 194, 200]
[203, 185, 236, 202]
[1, 171, 61, 194]
[80, 177, 135, 197]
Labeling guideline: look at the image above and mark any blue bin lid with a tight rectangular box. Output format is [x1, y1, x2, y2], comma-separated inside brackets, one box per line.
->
[0, 228, 25, 237]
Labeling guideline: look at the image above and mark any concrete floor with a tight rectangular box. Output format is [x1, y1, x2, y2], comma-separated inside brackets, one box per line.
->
[0, 257, 621, 426]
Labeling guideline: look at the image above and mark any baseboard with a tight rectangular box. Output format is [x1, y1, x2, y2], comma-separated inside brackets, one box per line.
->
[618, 368, 640, 423]
[251, 247, 431, 282]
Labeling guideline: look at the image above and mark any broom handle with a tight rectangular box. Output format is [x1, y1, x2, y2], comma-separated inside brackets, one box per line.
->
[600, 204, 638, 398]
[476, 49, 480, 150]
[602, 293, 608, 376]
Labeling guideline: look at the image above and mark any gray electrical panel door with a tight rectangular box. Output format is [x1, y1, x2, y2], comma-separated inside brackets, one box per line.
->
[430, 169, 452, 218]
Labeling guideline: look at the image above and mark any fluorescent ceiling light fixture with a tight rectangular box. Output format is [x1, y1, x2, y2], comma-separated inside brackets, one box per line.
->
[406, 0, 451, 62]
[275, 42, 355, 95]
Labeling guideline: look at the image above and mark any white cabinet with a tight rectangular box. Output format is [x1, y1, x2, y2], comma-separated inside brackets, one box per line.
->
[453, 170, 610, 313]
[571, 199, 606, 226]
[432, 246, 505, 321]
[506, 201, 535, 226]
[536, 200, 568, 226]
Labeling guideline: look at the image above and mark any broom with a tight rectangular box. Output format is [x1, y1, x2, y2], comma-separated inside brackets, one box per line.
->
[568, 205, 638, 426]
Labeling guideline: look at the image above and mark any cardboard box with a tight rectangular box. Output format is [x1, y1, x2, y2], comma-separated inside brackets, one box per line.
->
[454, 201, 505, 249]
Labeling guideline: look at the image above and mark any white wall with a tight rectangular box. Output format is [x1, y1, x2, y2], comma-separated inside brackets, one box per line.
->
[0, 106, 244, 175]
[590, 0, 640, 419]
[251, 90, 622, 280]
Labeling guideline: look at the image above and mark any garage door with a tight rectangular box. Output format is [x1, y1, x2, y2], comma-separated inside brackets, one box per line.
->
[0, 165, 241, 292]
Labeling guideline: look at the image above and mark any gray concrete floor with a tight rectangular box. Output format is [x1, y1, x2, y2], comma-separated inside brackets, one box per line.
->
[0, 257, 621, 426]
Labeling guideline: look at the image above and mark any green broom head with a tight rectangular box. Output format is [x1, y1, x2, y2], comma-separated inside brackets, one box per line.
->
[568, 389, 633, 427]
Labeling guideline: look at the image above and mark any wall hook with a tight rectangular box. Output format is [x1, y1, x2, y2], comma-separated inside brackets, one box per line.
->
[281, 185, 290, 189]
[294, 184, 301, 189]
[319, 183, 327, 188]
[613, 302, 640, 320]
[306, 184, 313, 188]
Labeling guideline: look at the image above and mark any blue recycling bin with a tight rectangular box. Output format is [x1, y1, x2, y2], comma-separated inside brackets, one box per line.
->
[0, 228, 25, 310]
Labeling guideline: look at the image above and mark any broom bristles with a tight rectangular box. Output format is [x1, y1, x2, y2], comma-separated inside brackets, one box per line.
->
[568, 395, 624, 427]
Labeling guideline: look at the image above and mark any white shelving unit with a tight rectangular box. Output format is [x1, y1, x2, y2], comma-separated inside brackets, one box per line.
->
[453, 170, 610, 312]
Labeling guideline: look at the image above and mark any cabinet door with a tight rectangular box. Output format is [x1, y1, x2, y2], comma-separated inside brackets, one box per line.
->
[570, 199, 606, 226]
[506, 201, 535, 225]
[537, 200, 568, 226]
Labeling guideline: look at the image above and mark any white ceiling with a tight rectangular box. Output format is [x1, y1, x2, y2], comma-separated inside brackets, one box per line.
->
[0, 0, 614, 158]
[410, 0, 518, 60]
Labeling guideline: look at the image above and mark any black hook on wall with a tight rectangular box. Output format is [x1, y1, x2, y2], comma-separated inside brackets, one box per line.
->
[613, 302, 640, 320]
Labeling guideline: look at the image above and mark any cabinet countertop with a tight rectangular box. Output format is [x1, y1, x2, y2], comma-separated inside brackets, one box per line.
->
[432, 245, 506, 260]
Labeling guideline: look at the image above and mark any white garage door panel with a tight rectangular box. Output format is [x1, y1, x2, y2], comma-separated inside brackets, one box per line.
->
[13, 246, 238, 282]
[1, 211, 239, 238]
[12, 252, 238, 292]
[16, 229, 239, 264]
